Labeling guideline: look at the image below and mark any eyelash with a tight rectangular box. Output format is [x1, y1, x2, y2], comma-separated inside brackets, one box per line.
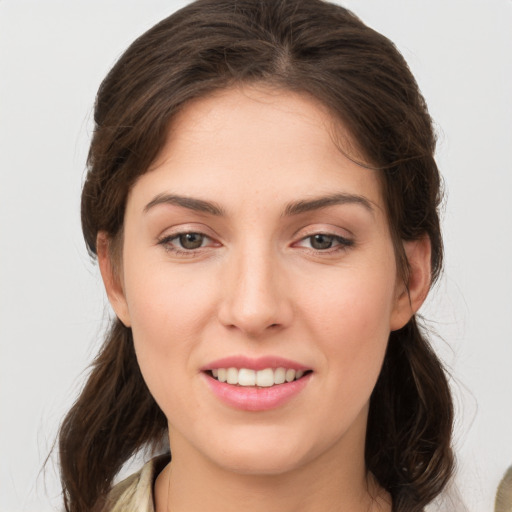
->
[157, 231, 354, 256]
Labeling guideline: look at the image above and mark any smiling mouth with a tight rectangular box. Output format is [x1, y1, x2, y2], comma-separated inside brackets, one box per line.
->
[206, 367, 312, 388]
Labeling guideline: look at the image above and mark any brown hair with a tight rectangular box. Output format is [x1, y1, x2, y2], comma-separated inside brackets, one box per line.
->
[59, 1, 454, 510]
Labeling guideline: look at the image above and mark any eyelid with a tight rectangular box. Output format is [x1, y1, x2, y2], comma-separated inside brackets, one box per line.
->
[292, 223, 353, 241]
[155, 222, 222, 242]
[294, 233, 353, 248]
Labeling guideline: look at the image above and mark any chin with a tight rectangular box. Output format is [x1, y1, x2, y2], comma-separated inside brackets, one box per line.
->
[214, 448, 307, 476]
[199, 427, 317, 476]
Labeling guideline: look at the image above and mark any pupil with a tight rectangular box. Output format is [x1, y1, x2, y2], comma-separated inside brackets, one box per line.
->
[179, 233, 203, 249]
[311, 234, 333, 250]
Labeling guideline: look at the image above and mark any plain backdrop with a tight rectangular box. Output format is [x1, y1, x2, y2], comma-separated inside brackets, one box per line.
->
[1, 1, 511, 511]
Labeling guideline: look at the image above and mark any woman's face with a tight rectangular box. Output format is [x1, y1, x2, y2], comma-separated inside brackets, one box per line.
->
[105, 86, 414, 476]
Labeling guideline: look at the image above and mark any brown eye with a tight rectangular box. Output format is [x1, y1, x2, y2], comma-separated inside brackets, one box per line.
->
[309, 234, 335, 250]
[295, 232, 354, 252]
[179, 233, 205, 249]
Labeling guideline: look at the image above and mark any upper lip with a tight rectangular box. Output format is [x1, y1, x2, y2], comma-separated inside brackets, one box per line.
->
[201, 355, 311, 372]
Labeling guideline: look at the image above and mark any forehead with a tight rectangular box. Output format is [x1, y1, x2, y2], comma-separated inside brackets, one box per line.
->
[155, 85, 363, 167]
[130, 86, 385, 216]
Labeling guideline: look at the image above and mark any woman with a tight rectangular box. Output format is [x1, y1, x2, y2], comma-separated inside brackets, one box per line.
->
[59, 0, 454, 511]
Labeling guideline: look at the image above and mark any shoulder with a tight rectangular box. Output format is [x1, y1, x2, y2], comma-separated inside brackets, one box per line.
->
[104, 455, 170, 512]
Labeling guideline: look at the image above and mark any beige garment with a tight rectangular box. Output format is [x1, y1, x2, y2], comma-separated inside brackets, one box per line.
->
[495, 465, 512, 512]
[106, 455, 169, 512]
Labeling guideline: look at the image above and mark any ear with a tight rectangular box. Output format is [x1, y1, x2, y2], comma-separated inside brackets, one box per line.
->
[390, 236, 432, 331]
[97, 232, 131, 327]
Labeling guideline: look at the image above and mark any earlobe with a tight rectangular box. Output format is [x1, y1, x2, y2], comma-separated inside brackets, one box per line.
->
[96, 232, 131, 327]
[390, 237, 432, 331]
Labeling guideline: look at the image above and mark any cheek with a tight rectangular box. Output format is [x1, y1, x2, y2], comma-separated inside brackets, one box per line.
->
[300, 266, 396, 399]
[121, 261, 217, 409]
[124, 257, 216, 341]
[302, 261, 397, 341]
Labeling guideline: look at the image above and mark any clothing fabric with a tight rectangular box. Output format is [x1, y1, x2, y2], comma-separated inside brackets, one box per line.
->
[105, 455, 169, 512]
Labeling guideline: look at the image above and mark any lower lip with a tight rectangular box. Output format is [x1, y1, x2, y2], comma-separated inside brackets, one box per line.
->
[203, 372, 312, 411]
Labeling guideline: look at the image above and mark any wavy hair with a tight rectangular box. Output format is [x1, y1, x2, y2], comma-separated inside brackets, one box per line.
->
[59, 1, 454, 510]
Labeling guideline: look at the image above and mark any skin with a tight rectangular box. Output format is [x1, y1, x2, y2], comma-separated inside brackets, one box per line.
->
[98, 86, 431, 512]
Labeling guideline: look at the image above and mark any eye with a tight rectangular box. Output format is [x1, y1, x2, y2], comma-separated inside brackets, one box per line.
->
[296, 233, 354, 251]
[158, 231, 215, 253]
[176, 232, 207, 250]
[309, 234, 336, 250]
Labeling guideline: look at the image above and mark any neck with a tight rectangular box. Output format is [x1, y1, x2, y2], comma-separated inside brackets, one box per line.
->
[155, 430, 391, 512]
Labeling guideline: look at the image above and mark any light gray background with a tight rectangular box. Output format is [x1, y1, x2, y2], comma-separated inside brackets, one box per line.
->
[1, 1, 511, 511]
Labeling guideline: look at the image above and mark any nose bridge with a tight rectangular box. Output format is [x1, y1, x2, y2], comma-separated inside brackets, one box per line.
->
[218, 237, 290, 335]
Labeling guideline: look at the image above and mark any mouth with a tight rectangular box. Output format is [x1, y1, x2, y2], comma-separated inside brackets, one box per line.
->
[202, 356, 313, 410]
[206, 367, 313, 388]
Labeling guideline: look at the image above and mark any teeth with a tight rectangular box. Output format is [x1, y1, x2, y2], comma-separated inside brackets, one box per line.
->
[256, 368, 274, 387]
[226, 367, 238, 384]
[238, 368, 256, 386]
[274, 367, 286, 385]
[285, 369, 296, 382]
[210, 367, 307, 387]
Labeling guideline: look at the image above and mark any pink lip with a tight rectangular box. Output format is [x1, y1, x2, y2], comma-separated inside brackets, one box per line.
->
[200, 355, 312, 411]
[203, 372, 312, 411]
[201, 355, 309, 372]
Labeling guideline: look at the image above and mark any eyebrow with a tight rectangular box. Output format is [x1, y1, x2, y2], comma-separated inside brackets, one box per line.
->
[144, 192, 375, 217]
[282, 193, 375, 216]
[144, 193, 226, 216]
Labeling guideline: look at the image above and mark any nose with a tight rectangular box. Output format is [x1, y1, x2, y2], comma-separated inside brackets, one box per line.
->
[217, 244, 293, 337]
